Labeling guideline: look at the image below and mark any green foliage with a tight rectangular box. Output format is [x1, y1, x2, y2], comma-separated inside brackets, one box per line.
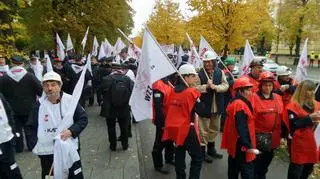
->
[22, 0, 134, 52]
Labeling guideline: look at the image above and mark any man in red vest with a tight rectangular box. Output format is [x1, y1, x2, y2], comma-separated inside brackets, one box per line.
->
[162, 64, 206, 179]
[151, 77, 175, 174]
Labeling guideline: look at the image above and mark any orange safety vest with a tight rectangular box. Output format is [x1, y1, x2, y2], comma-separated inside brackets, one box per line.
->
[221, 98, 256, 162]
[152, 80, 173, 124]
[283, 101, 320, 164]
[162, 87, 201, 146]
[251, 93, 283, 149]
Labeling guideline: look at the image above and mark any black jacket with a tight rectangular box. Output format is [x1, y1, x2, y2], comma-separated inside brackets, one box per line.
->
[0, 72, 43, 116]
[25, 94, 88, 151]
[98, 72, 133, 118]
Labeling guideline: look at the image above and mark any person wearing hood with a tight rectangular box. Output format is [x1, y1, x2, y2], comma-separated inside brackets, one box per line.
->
[0, 93, 23, 178]
[27, 55, 45, 81]
[0, 56, 43, 153]
[69, 55, 93, 108]
[0, 54, 9, 76]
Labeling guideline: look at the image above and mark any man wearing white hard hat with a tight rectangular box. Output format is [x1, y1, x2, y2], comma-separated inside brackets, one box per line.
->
[274, 66, 297, 108]
[197, 51, 229, 163]
[162, 64, 206, 179]
[26, 71, 88, 179]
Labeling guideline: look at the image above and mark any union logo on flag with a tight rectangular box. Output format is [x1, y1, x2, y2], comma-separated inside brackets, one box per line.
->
[44, 114, 49, 122]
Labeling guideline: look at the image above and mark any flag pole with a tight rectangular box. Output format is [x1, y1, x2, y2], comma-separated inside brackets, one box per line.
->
[186, 32, 210, 80]
[200, 35, 233, 75]
[146, 27, 189, 87]
[117, 28, 134, 44]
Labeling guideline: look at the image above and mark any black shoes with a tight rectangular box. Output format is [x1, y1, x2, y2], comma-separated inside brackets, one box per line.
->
[155, 166, 170, 174]
[207, 142, 223, 159]
[201, 146, 213, 163]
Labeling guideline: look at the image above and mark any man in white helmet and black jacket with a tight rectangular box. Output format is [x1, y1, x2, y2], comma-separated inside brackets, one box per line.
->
[0, 92, 23, 178]
[25, 71, 88, 179]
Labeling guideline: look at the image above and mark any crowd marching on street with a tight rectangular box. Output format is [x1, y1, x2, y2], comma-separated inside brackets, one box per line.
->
[0, 28, 320, 179]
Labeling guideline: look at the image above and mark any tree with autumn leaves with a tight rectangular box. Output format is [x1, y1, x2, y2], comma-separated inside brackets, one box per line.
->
[144, 0, 274, 56]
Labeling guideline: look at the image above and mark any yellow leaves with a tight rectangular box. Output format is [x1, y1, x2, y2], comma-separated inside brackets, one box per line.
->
[147, 0, 185, 45]
[185, 0, 274, 53]
[0, 2, 10, 11]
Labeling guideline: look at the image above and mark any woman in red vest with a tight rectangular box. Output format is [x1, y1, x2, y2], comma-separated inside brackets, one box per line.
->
[221, 77, 260, 179]
[162, 64, 206, 179]
[251, 72, 283, 179]
[283, 80, 320, 179]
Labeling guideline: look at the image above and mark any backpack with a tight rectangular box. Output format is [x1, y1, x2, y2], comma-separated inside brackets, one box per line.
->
[110, 75, 131, 107]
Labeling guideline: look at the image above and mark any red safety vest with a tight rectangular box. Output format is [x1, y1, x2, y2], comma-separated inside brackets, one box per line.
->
[251, 93, 283, 149]
[162, 87, 201, 146]
[221, 98, 256, 162]
[152, 80, 173, 124]
[274, 79, 297, 109]
[246, 74, 260, 94]
[283, 100, 320, 164]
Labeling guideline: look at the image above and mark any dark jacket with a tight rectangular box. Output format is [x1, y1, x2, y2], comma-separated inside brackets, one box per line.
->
[25, 94, 88, 151]
[98, 72, 133, 118]
[0, 72, 42, 116]
[198, 68, 224, 117]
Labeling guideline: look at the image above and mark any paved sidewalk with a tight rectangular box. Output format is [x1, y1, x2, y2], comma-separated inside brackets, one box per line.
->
[16, 105, 141, 179]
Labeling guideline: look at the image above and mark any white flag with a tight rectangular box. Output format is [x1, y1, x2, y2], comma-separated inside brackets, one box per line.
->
[295, 38, 308, 83]
[56, 33, 65, 61]
[240, 40, 255, 76]
[129, 29, 176, 121]
[104, 38, 114, 57]
[91, 36, 99, 56]
[161, 44, 175, 55]
[199, 35, 218, 60]
[98, 41, 106, 60]
[66, 33, 74, 51]
[114, 37, 126, 54]
[44, 54, 53, 72]
[128, 43, 142, 60]
[81, 27, 90, 51]
[176, 45, 184, 68]
[86, 54, 92, 75]
[186, 33, 201, 69]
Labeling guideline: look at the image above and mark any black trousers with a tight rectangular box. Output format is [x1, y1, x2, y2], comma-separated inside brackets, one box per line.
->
[39, 154, 84, 179]
[152, 127, 174, 169]
[175, 127, 203, 179]
[89, 87, 99, 105]
[0, 141, 22, 179]
[228, 142, 254, 179]
[106, 115, 129, 148]
[254, 150, 274, 179]
[287, 163, 314, 179]
[14, 115, 29, 153]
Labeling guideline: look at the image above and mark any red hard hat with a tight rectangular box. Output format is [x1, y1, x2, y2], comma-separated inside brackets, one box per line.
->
[54, 57, 62, 62]
[233, 77, 253, 90]
[259, 72, 275, 82]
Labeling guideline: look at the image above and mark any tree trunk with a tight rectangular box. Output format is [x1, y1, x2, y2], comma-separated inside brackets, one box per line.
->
[260, 35, 265, 56]
[223, 44, 228, 57]
[289, 46, 293, 57]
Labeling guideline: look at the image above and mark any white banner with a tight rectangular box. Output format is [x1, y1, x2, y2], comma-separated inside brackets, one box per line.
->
[129, 29, 176, 121]
[66, 33, 74, 52]
[56, 33, 65, 61]
[91, 36, 99, 57]
[240, 40, 255, 76]
[81, 27, 90, 51]
[295, 38, 308, 83]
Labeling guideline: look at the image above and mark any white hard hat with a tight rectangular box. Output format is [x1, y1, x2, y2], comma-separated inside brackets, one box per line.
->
[42, 71, 62, 84]
[203, 51, 217, 61]
[179, 64, 197, 75]
[277, 66, 291, 76]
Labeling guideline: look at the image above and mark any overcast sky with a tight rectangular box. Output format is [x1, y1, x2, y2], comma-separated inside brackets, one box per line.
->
[129, 0, 195, 37]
